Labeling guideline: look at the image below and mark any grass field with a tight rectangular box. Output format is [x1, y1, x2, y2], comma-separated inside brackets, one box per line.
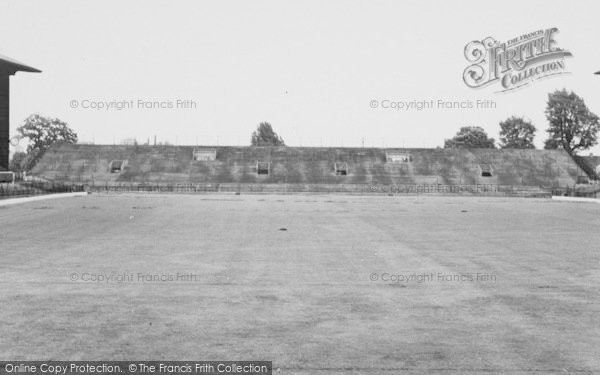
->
[1, 193, 599, 374]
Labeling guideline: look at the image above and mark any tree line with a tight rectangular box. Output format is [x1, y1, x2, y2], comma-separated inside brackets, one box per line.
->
[251, 88, 600, 155]
[444, 89, 600, 155]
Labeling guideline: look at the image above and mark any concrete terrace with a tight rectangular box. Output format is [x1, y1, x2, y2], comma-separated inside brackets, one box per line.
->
[32, 144, 585, 188]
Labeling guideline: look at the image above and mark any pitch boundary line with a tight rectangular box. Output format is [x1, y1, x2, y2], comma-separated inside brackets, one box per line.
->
[0, 192, 89, 206]
[551, 196, 600, 204]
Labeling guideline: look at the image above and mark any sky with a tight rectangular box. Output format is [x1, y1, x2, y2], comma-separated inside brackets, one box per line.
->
[1, 0, 600, 154]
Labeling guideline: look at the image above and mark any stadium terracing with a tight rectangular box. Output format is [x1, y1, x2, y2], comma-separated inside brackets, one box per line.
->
[28, 144, 595, 196]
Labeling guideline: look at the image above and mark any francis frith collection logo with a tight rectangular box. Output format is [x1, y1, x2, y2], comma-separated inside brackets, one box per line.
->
[463, 27, 572, 92]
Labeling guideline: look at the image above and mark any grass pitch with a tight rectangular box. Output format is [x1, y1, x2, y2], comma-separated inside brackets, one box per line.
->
[1, 194, 599, 374]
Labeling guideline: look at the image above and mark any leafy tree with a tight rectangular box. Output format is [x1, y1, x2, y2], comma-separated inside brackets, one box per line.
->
[498, 116, 536, 149]
[444, 126, 495, 149]
[543, 89, 600, 155]
[251, 122, 285, 146]
[9, 151, 28, 172]
[17, 114, 78, 170]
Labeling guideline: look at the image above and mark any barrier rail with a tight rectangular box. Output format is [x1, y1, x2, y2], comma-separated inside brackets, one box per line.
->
[2, 181, 577, 198]
[0, 181, 86, 199]
[77, 182, 555, 197]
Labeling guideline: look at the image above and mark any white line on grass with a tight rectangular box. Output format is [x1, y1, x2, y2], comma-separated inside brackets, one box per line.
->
[551, 196, 600, 204]
[0, 192, 89, 206]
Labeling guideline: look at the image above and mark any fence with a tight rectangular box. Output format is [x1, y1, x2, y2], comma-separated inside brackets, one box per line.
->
[552, 186, 599, 198]
[80, 182, 554, 197]
[2, 180, 591, 198]
[0, 181, 86, 199]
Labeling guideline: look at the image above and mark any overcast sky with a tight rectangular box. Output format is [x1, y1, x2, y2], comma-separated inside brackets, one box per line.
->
[2, 0, 600, 153]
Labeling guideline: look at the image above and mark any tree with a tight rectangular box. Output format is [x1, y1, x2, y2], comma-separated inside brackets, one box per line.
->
[444, 126, 495, 149]
[498, 116, 536, 149]
[9, 151, 28, 172]
[251, 122, 285, 146]
[17, 114, 78, 170]
[543, 89, 600, 155]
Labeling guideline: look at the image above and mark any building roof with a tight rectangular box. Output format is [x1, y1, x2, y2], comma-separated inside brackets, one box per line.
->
[0, 53, 41, 74]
